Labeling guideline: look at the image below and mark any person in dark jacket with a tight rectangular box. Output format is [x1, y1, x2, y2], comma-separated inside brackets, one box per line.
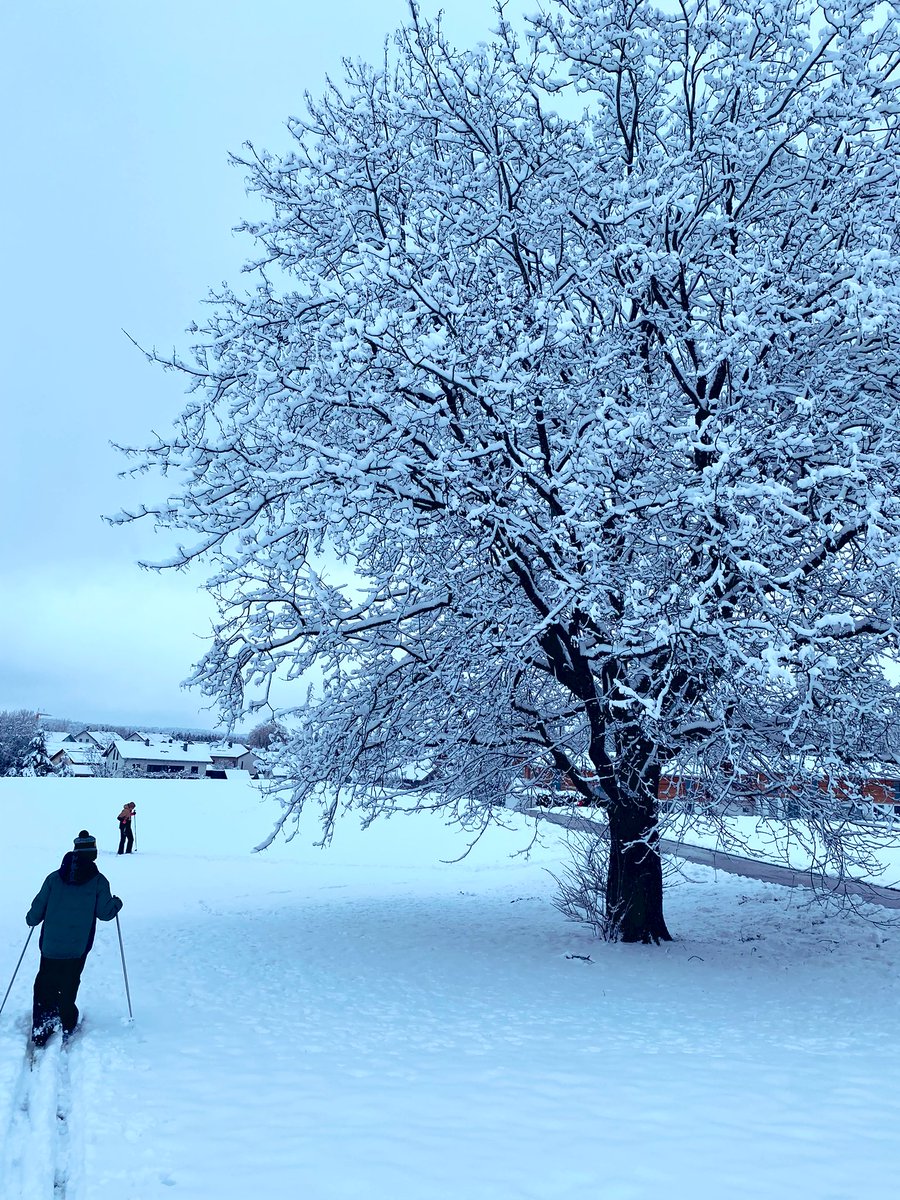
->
[26, 830, 122, 1045]
[117, 802, 136, 854]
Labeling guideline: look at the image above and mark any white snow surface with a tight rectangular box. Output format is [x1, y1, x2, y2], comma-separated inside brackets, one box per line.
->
[0, 777, 898, 1199]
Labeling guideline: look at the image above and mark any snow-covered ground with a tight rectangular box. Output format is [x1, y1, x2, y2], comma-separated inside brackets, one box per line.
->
[0, 777, 898, 1200]
[665, 810, 900, 885]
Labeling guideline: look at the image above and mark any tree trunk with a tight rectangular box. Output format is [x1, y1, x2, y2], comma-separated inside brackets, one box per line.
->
[604, 753, 672, 944]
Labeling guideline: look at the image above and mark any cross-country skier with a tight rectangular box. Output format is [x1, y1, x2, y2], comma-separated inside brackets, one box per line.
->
[117, 801, 136, 854]
[26, 830, 123, 1046]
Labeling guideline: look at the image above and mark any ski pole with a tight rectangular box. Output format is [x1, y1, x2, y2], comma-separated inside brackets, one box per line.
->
[115, 914, 134, 1021]
[132, 812, 137, 853]
[0, 927, 35, 1020]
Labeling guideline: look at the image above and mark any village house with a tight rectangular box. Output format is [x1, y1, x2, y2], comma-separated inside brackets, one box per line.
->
[46, 740, 103, 778]
[103, 737, 213, 779]
[207, 741, 256, 776]
[522, 761, 900, 822]
[67, 729, 120, 748]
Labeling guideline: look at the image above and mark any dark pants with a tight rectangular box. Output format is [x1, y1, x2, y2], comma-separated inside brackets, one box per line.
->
[32, 954, 86, 1043]
[118, 821, 134, 854]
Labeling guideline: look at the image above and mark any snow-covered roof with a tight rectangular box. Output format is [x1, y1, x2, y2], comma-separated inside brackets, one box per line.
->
[67, 762, 97, 777]
[70, 729, 109, 745]
[86, 730, 118, 747]
[209, 742, 251, 758]
[50, 744, 102, 765]
[107, 738, 214, 764]
[45, 736, 75, 753]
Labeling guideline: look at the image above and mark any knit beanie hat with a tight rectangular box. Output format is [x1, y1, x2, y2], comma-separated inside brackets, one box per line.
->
[73, 830, 98, 859]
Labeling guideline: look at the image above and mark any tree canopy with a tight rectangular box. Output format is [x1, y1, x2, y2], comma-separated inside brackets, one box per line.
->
[120, 0, 900, 940]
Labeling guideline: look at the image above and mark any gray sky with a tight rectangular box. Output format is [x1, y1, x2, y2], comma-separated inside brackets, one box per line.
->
[0, 0, 506, 731]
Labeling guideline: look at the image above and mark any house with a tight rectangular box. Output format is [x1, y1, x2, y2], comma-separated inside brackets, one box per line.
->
[69, 729, 106, 747]
[67, 730, 96, 744]
[207, 741, 256, 776]
[48, 742, 103, 778]
[103, 738, 213, 779]
[65, 729, 126, 750]
[521, 759, 900, 822]
[659, 766, 900, 821]
[85, 730, 118, 749]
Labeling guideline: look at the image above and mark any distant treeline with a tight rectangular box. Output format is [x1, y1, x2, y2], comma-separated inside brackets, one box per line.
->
[40, 717, 243, 743]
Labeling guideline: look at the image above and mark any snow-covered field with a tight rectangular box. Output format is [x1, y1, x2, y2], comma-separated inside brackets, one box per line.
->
[1, 777, 898, 1200]
[662, 810, 900, 886]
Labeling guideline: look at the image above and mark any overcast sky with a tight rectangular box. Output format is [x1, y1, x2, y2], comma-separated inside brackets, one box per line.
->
[0, 0, 515, 731]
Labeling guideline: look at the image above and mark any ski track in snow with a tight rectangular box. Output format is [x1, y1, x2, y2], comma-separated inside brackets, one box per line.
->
[0, 1031, 80, 1200]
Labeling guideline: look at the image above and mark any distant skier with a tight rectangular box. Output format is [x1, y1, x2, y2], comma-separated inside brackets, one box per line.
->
[26, 831, 122, 1046]
[117, 802, 136, 854]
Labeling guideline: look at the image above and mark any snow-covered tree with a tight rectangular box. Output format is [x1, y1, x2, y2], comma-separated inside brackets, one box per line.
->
[0, 710, 40, 777]
[119, 0, 900, 941]
[245, 720, 286, 751]
[21, 729, 56, 777]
